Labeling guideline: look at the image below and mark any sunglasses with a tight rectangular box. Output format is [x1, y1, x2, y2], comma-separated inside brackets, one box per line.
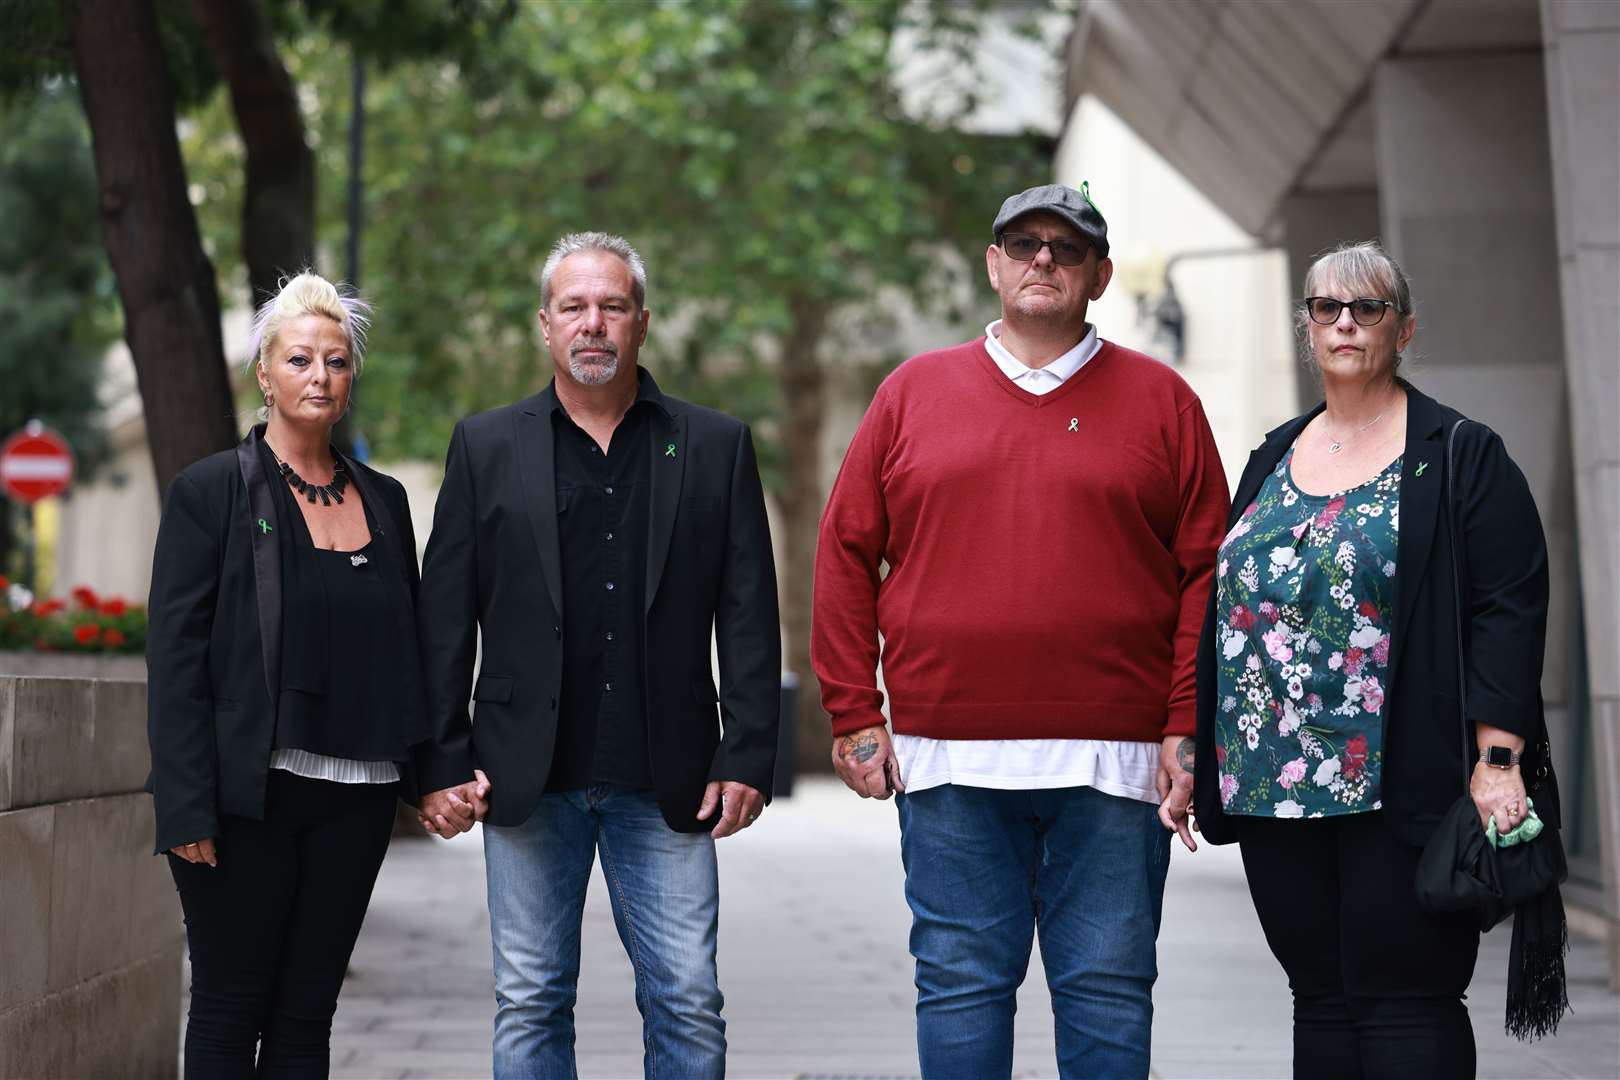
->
[998, 231, 1092, 267]
[1303, 296, 1395, 327]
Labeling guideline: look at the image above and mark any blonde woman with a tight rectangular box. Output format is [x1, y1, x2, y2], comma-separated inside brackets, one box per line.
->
[146, 272, 482, 1076]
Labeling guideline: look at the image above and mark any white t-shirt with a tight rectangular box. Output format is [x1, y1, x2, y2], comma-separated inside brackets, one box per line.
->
[891, 320, 1162, 803]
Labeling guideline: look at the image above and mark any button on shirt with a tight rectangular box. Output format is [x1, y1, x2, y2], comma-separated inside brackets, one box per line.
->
[889, 320, 1162, 803]
[547, 389, 656, 793]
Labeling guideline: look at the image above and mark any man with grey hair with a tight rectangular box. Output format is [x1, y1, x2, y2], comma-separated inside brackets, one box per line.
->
[415, 231, 782, 1078]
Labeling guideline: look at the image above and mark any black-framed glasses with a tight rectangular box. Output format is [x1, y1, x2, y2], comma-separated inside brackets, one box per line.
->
[1303, 296, 1394, 326]
[999, 231, 1091, 266]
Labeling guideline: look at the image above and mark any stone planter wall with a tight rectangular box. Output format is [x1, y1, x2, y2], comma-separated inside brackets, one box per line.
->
[0, 674, 181, 1078]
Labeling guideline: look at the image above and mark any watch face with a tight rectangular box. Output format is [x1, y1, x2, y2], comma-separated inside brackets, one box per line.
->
[1486, 746, 1514, 767]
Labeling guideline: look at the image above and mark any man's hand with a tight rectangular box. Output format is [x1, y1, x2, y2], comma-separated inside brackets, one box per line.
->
[170, 837, 218, 867]
[698, 780, 764, 839]
[832, 725, 904, 800]
[1156, 735, 1198, 852]
[419, 769, 492, 839]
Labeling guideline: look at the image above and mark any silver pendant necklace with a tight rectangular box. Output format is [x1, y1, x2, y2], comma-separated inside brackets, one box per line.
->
[1324, 410, 1385, 454]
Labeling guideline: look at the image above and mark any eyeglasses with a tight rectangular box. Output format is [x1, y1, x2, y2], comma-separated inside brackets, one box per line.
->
[999, 231, 1091, 267]
[1303, 296, 1395, 326]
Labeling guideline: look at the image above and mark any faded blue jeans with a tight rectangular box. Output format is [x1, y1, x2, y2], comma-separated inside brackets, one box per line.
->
[483, 784, 724, 1080]
[897, 783, 1170, 1080]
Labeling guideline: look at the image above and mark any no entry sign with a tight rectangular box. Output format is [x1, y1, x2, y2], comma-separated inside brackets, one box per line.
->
[0, 424, 75, 505]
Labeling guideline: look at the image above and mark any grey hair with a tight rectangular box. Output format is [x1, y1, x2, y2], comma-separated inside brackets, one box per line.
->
[539, 231, 647, 311]
[1296, 240, 1416, 374]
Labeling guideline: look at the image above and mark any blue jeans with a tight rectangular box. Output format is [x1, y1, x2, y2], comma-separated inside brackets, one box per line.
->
[484, 784, 724, 1080]
[897, 784, 1170, 1080]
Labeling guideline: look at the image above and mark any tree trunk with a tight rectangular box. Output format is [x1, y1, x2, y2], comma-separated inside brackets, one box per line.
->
[777, 297, 832, 774]
[190, 0, 316, 308]
[63, 0, 236, 496]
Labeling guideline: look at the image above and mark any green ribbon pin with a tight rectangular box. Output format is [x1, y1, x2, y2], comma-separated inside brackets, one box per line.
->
[1415, 462, 1429, 477]
[665, 443, 677, 458]
[257, 518, 272, 534]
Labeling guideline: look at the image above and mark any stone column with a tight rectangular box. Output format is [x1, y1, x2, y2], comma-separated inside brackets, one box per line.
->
[1541, 0, 1620, 987]
[1373, 46, 1586, 918]
[1279, 190, 1382, 411]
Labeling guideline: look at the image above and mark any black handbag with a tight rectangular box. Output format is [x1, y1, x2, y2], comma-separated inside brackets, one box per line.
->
[1413, 418, 1569, 1040]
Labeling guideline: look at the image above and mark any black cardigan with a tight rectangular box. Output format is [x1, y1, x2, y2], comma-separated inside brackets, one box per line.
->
[145, 427, 423, 853]
[1192, 383, 1561, 847]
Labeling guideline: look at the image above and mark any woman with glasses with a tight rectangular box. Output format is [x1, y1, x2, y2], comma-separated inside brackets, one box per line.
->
[1167, 241, 1559, 1077]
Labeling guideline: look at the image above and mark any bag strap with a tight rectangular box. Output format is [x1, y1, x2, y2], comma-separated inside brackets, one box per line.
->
[1444, 418, 1472, 792]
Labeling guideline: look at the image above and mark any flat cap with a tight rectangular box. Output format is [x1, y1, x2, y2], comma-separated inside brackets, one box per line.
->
[993, 182, 1108, 258]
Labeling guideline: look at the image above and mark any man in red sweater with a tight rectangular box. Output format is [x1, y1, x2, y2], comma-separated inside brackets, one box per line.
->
[812, 183, 1229, 1078]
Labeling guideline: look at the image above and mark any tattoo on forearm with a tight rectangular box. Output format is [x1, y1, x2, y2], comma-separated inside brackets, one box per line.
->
[842, 732, 880, 764]
[1175, 737, 1195, 773]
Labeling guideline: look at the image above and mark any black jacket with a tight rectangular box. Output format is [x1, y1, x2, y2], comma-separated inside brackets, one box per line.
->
[145, 427, 422, 854]
[414, 372, 782, 832]
[1193, 383, 1560, 847]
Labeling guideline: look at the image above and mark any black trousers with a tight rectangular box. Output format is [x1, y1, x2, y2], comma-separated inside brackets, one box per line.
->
[1237, 811, 1482, 1080]
[168, 770, 397, 1079]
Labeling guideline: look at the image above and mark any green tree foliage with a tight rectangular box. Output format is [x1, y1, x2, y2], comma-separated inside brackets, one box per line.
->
[180, 0, 1055, 757]
[0, 87, 119, 573]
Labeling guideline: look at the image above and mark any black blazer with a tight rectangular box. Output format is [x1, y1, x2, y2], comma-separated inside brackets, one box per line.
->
[1193, 383, 1560, 847]
[414, 371, 782, 833]
[145, 427, 421, 854]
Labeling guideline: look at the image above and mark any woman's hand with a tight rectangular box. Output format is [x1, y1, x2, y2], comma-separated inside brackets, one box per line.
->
[170, 838, 218, 867]
[1470, 761, 1528, 835]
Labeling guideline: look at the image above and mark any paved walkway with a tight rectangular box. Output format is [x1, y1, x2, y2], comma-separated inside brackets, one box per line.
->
[296, 778, 1617, 1079]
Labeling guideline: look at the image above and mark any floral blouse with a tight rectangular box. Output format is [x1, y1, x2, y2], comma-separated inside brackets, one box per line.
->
[1212, 448, 1402, 819]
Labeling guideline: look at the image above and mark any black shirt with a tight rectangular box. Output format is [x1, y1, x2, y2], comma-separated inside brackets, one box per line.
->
[546, 382, 657, 791]
[265, 439, 425, 761]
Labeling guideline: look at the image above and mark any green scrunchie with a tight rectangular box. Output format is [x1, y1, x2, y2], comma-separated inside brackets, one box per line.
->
[1486, 797, 1544, 847]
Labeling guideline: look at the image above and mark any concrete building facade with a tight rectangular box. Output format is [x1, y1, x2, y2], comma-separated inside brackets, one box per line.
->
[1064, 0, 1620, 984]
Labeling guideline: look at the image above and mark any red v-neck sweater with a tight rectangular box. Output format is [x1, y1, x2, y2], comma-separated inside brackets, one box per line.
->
[813, 337, 1229, 742]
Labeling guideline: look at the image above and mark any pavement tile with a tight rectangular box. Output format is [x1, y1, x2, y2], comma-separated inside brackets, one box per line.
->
[176, 778, 1616, 1079]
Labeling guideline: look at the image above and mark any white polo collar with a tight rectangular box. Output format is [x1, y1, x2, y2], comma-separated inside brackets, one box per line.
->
[984, 320, 1100, 389]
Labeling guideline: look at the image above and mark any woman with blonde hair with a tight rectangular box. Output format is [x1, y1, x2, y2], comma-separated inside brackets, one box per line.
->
[1172, 241, 1562, 1076]
[146, 272, 474, 1076]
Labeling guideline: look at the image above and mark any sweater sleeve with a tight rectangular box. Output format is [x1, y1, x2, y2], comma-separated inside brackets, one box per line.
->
[812, 388, 895, 739]
[1165, 398, 1230, 737]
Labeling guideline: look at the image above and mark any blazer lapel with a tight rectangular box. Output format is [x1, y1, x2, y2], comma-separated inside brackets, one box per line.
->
[1230, 407, 1321, 527]
[236, 428, 281, 709]
[645, 405, 688, 614]
[1389, 384, 1448, 685]
[516, 392, 565, 620]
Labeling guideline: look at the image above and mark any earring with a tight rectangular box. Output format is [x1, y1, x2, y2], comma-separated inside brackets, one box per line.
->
[264, 390, 275, 407]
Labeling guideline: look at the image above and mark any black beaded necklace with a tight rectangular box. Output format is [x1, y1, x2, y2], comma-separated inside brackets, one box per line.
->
[271, 449, 350, 506]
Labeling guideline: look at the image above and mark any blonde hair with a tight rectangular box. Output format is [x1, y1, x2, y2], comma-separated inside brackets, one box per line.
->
[1297, 240, 1416, 373]
[246, 270, 372, 375]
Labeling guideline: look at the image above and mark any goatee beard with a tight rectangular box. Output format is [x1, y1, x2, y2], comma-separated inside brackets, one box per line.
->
[568, 347, 619, 386]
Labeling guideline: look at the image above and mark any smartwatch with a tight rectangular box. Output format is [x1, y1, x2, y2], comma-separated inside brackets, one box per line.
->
[1483, 745, 1522, 769]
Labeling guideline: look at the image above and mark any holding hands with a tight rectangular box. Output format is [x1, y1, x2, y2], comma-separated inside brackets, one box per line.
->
[833, 725, 904, 799]
[420, 769, 493, 838]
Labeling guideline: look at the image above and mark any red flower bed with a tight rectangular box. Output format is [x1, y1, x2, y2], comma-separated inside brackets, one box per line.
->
[0, 577, 146, 654]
